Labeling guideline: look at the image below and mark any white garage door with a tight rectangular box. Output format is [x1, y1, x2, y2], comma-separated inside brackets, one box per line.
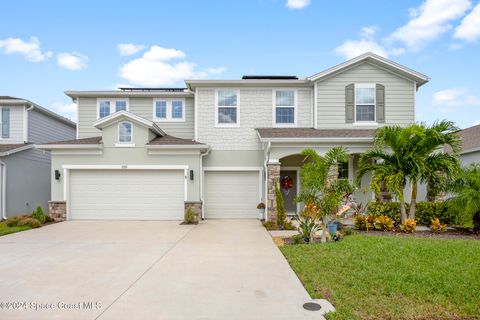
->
[69, 169, 184, 220]
[204, 171, 260, 219]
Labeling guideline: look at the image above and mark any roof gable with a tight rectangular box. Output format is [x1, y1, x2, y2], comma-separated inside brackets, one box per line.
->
[93, 111, 165, 136]
[308, 52, 430, 87]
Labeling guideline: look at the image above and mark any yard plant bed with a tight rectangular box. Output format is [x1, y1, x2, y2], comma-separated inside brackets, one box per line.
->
[0, 222, 31, 236]
[280, 234, 480, 320]
[354, 228, 480, 241]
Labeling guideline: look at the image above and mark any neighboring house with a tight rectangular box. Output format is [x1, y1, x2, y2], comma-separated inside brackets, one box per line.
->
[457, 124, 480, 166]
[38, 52, 430, 221]
[0, 96, 76, 219]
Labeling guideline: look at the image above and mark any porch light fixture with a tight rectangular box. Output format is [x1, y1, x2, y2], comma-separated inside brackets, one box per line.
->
[55, 170, 61, 180]
[190, 170, 194, 181]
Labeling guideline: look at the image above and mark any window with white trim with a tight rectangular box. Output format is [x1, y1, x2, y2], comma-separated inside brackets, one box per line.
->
[216, 90, 238, 126]
[0, 107, 10, 139]
[97, 99, 129, 119]
[355, 84, 375, 122]
[153, 99, 185, 122]
[274, 90, 295, 125]
[118, 121, 132, 143]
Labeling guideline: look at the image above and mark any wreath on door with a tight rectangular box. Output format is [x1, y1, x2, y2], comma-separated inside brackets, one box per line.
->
[280, 175, 294, 195]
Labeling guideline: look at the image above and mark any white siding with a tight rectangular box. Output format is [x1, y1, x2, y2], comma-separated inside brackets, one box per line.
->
[197, 88, 313, 150]
[78, 97, 194, 139]
[0, 105, 24, 144]
[316, 62, 415, 128]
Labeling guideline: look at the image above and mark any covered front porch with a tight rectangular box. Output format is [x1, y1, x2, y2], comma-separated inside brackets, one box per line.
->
[257, 128, 376, 221]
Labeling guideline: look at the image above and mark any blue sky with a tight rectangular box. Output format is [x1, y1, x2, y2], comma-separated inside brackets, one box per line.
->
[0, 0, 479, 128]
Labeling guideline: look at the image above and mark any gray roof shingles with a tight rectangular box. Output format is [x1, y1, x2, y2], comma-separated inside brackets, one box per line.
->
[45, 136, 102, 145]
[256, 128, 376, 139]
[147, 135, 205, 145]
[0, 143, 31, 153]
[459, 124, 480, 152]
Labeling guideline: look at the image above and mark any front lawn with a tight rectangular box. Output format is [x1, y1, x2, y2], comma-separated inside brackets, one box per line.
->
[0, 222, 31, 236]
[281, 234, 480, 320]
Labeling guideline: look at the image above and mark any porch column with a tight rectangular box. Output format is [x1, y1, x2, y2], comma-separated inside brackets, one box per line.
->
[267, 160, 281, 221]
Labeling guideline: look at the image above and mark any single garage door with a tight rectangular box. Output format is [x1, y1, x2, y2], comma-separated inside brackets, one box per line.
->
[69, 169, 185, 220]
[204, 171, 260, 219]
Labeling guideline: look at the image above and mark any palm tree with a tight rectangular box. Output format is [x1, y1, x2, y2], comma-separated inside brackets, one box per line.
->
[407, 120, 461, 219]
[357, 125, 416, 223]
[448, 164, 480, 233]
[297, 147, 350, 242]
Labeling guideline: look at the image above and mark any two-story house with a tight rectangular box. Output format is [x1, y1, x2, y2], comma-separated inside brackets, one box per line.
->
[39, 53, 429, 221]
[0, 96, 76, 218]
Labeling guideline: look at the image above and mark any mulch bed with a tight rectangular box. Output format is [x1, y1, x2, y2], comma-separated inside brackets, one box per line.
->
[354, 228, 480, 240]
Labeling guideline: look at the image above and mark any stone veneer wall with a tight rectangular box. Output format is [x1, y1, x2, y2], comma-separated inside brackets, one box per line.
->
[48, 201, 66, 222]
[267, 162, 281, 221]
[184, 201, 202, 223]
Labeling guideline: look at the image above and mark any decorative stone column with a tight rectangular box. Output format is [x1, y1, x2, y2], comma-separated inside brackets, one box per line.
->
[267, 160, 281, 221]
[48, 201, 66, 222]
[184, 201, 202, 223]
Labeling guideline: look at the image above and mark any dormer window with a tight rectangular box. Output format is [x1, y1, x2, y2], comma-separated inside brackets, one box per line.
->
[97, 99, 129, 119]
[118, 121, 133, 145]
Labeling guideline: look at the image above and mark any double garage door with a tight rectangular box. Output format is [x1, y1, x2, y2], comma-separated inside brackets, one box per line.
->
[204, 171, 261, 219]
[69, 169, 185, 220]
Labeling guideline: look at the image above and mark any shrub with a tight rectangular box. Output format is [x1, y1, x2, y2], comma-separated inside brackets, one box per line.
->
[367, 201, 455, 225]
[400, 219, 417, 233]
[5, 216, 22, 227]
[262, 220, 277, 230]
[31, 206, 46, 224]
[275, 183, 287, 228]
[430, 218, 446, 233]
[295, 215, 321, 243]
[284, 220, 296, 230]
[354, 215, 366, 230]
[344, 228, 353, 236]
[291, 234, 305, 245]
[17, 217, 41, 228]
[365, 215, 376, 230]
[183, 207, 196, 224]
[374, 215, 395, 231]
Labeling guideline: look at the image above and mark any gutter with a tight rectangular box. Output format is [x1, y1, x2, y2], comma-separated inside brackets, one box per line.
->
[0, 160, 6, 220]
[199, 147, 211, 220]
[258, 137, 374, 143]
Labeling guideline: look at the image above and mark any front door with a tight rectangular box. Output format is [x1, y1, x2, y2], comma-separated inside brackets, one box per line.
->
[279, 170, 298, 214]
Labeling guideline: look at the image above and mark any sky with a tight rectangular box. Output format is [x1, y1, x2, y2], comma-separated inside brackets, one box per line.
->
[0, 0, 479, 128]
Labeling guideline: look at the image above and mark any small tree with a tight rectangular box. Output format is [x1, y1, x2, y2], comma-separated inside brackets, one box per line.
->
[448, 164, 480, 233]
[275, 182, 287, 229]
[31, 206, 46, 224]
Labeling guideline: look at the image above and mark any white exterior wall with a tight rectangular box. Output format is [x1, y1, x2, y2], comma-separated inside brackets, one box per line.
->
[316, 62, 415, 128]
[196, 88, 312, 150]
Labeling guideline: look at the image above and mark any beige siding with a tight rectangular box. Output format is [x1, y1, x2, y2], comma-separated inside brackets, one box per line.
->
[78, 97, 194, 139]
[316, 62, 415, 128]
[0, 105, 24, 144]
[197, 88, 313, 150]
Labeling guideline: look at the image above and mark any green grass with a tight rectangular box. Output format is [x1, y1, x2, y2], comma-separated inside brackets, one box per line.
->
[281, 234, 480, 320]
[0, 222, 31, 236]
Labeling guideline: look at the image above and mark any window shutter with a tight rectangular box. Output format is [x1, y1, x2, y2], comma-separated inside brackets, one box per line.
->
[376, 84, 385, 123]
[345, 83, 354, 123]
[2, 108, 10, 139]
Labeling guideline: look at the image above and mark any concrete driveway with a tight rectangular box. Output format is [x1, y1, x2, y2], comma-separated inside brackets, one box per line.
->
[0, 220, 326, 320]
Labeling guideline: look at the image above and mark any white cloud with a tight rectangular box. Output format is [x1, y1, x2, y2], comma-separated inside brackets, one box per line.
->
[454, 2, 480, 41]
[51, 101, 77, 122]
[57, 52, 88, 70]
[0, 36, 52, 62]
[335, 39, 388, 60]
[473, 120, 480, 126]
[387, 0, 472, 51]
[286, 0, 311, 10]
[117, 43, 146, 56]
[432, 87, 480, 112]
[119, 45, 226, 86]
[360, 26, 377, 38]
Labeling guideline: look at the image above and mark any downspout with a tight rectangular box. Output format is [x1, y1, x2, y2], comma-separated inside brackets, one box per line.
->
[0, 160, 6, 220]
[199, 147, 210, 220]
[263, 141, 272, 221]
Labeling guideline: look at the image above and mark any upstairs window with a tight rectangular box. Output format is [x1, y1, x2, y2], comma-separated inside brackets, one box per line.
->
[355, 84, 375, 122]
[274, 90, 295, 125]
[1, 107, 10, 139]
[153, 99, 185, 122]
[216, 90, 239, 126]
[118, 121, 132, 143]
[97, 99, 129, 119]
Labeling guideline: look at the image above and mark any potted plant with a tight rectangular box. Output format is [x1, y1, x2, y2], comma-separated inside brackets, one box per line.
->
[256, 202, 265, 219]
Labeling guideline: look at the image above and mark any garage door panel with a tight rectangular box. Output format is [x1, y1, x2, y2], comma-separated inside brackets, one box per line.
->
[204, 171, 260, 219]
[70, 170, 184, 220]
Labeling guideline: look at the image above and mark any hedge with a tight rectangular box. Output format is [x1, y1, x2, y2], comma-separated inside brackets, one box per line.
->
[367, 201, 457, 226]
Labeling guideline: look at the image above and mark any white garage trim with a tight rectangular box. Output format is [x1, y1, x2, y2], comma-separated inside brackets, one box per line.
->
[202, 167, 263, 219]
[62, 164, 188, 220]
